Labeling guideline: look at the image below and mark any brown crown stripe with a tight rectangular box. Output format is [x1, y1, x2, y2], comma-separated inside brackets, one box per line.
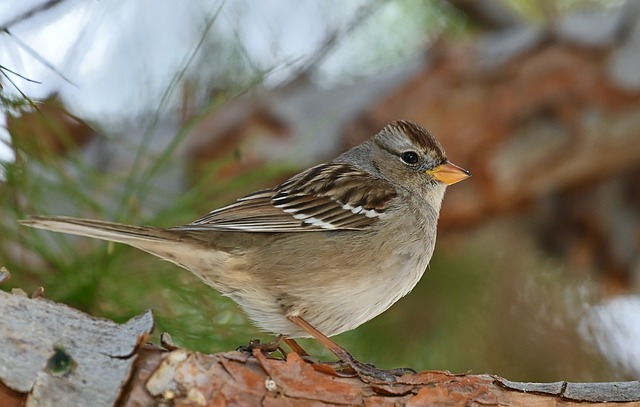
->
[388, 120, 446, 159]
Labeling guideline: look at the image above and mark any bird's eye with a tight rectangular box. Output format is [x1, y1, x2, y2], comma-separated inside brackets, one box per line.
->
[401, 151, 419, 165]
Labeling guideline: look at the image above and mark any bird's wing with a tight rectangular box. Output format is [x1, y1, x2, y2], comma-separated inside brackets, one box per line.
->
[173, 163, 398, 232]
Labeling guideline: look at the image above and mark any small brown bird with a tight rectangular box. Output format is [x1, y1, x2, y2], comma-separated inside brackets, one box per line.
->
[20, 120, 470, 381]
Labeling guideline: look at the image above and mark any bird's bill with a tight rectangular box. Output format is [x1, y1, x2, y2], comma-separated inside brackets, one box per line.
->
[427, 161, 471, 185]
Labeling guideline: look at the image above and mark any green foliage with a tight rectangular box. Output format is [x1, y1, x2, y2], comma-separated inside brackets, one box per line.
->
[0, 58, 291, 352]
[1, 117, 293, 353]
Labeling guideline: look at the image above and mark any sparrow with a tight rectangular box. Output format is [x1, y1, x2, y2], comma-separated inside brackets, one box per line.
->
[20, 120, 470, 382]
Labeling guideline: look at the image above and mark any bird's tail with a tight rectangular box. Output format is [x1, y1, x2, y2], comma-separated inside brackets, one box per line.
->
[18, 216, 223, 273]
[19, 215, 179, 245]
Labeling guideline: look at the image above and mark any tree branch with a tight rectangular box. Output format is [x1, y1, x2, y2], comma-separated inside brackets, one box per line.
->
[444, 0, 523, 31]
[0, 288, 639, 406]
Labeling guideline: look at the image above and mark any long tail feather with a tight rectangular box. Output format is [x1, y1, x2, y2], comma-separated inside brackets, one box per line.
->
[19, 215, 231, 290]
[19, 215, 175, 245]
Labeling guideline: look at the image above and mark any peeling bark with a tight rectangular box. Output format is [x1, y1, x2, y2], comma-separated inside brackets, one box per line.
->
[0, 289, 153, 407]
[0, 289, 638, 406]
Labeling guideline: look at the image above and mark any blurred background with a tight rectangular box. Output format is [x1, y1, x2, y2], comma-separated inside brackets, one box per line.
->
[1, 0, 639, 383]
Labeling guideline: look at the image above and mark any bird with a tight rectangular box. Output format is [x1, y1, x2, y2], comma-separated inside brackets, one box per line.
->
[20, 120, 470, 382]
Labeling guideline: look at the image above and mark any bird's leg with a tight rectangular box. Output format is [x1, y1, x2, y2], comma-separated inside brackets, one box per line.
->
[283, 338, 310, 357]
[284, 337, 353, 370]
[236, 334, 287, 357]
[287, 315, 415, 383]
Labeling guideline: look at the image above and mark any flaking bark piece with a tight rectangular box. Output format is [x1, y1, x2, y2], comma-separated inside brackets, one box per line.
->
[254, 350, 366, 405]
[0, 290, 154, 407]
[496, 377, 640, 403]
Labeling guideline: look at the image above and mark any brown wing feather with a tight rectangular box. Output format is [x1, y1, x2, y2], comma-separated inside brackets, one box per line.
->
[175, 163, 397, 232]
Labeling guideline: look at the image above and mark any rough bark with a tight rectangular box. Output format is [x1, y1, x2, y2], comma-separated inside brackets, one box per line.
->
[0, 289, 153, 407]
[1, 289, 639, 407]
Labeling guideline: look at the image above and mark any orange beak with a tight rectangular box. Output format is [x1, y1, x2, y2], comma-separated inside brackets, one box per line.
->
[426, 161, 471, 185]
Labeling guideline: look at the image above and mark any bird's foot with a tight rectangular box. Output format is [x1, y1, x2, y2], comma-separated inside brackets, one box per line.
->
[236, 335, 286, 358]
[299, 354, 415, 382]
[284, 316, 416, 383]
[335, 352, 416, 383]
